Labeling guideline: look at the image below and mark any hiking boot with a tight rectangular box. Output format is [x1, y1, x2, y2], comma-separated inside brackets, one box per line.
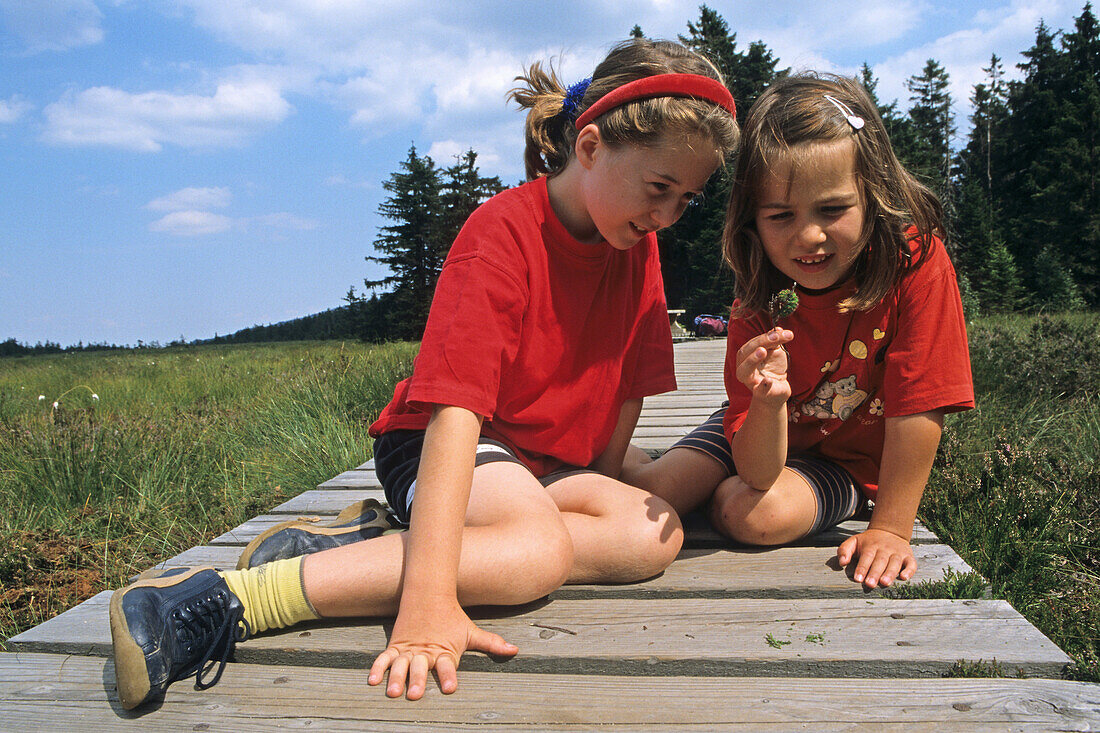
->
[236, 498, 402, 570]
[109, 566, 250, 710]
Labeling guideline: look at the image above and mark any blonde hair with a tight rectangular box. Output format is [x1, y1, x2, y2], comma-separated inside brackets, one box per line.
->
[509, 38, 740, 180]
[724, 73, 943, 315]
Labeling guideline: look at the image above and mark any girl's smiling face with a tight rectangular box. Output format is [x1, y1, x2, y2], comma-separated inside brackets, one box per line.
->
[579, 131, 720, 250]
[754, 138, 866, 290]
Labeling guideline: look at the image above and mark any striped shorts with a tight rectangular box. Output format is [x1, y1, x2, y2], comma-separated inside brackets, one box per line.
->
[671, 404, 865, 536]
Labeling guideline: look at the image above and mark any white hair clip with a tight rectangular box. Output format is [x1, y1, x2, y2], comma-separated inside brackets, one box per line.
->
[824, 94, 864, 130]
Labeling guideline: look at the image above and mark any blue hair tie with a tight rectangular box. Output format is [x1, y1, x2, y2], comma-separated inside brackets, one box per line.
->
[561, 78, 592, 120]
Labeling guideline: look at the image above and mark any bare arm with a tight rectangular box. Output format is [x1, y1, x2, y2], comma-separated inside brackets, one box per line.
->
[729, 328, 794, 490]
[401, 405, 482, 606]
[369, 404, 517, 699]
[590, 398, 643, 479]
[837, 410, 944, 588]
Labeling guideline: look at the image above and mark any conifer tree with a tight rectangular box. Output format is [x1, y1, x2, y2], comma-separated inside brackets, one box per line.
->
[905, 59, 955, 199]
[439, 150, 505, 249]
[952, 55, 1023, 312]
[1050, 4, 1100, 303]
[662, 5, 785, 316]
[364, 145, 443, 339]
[860, 63, 920, 171]
[1002, 22, 1064, 289]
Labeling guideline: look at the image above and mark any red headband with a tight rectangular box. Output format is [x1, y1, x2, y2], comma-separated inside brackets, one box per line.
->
[574, 73, 736, 130]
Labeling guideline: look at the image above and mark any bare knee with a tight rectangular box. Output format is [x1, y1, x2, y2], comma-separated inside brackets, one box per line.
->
[505, 521, 574, 601]
[619, 494, 684, 581]
[711, 476, 797, 546]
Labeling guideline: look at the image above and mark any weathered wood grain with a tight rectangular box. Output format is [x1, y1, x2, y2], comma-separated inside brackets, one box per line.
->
[9, 595, 1070, 678]
[2, 653, 1097, 731]
[208, 508, 939, 548]
[141, 544, 974, 600]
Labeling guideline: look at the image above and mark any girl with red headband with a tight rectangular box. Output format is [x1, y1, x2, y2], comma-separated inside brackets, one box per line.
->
[108, 37, 738, 710]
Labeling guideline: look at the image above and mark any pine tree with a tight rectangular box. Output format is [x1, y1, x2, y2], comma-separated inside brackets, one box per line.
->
[905, 59, 955, 200]
[663, 5, 785, 316]
[1050, 4, 1100, 303]
[439, 150, 505, 250]
[952, 55, 1023, 312]
[679, 5, 785, 111]
[860, 63, 920, 171]
[1002, 22, 1064, 290]
[365, 145, 444, 340]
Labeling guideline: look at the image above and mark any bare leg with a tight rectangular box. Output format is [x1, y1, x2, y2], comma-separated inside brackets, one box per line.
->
[546, 473, 684, 584]
[302, 461, 574, 617]
[709, 469, 818, 546]
[621, 444, 729, 516]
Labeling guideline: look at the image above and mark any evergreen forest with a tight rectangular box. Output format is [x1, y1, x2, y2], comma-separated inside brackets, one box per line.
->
[339, 3, 1100, 343]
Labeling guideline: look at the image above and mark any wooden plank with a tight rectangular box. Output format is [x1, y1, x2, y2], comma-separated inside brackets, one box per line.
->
[10, 595, 1070, 678]
[636, 414, 721, 427]
[643, 394, 729, 408]
[271, 488, 385, 513]
[2, 653, 1097, 731]
[632, 425, 694, 438]
[317, 470, 378, 489]
[141, 544, 976, 600]
[206, 510, 938, 547]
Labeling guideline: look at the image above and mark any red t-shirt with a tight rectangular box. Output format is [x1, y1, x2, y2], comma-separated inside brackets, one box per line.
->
[723, 234, 974, 497]
[370, 176, 677, 476]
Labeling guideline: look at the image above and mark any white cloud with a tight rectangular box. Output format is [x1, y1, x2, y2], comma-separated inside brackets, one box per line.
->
[868, 0, 1082, 129]
[41, 82, 292, 151]
[0, 0, 103, 53]
[150, 210, 234, 236]
[432, 47, 519, 114]
[251, 212, 318, 231]
[144, 189, 316, 238]
[146, 187, 232, 212]
[738, 0, 926, 58]
[0, 95, 31, 123]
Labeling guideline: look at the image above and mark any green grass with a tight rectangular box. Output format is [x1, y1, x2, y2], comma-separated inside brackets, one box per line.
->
[921, 311, 1100, 682]
[1, 313, 1097, 684]
[0, 340, 417, 641]
[882, 568, 988, 600]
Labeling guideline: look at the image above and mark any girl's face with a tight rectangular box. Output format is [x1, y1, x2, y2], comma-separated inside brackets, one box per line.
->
[753, 139, 866, 291]
[581, 132, 719, 251]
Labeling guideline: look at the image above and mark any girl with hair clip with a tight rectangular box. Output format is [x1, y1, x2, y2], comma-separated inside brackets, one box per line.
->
[107, 38, 739, 710]
[624, 73, 973, 590]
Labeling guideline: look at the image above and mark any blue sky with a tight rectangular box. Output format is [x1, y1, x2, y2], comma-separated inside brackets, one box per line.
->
[0, 0, 1087, 347]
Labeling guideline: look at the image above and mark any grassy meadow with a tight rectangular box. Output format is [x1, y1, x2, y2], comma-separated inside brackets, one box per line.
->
[0, 312, 1097, 682]
[0, 340, 417, 641]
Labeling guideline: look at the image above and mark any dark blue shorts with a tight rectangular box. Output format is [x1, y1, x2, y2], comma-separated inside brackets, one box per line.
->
[372, 429, 594, 524]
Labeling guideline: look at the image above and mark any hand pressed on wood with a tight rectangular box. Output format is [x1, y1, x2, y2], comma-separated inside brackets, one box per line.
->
[368, 599, 517, 700]
[836, 528, 917, 589]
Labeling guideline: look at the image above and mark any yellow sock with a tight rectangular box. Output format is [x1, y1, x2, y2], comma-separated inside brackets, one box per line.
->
[220, 557, 320, 634]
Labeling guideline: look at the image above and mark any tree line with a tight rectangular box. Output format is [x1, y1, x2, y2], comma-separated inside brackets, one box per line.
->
[343, 3, 1098, 343]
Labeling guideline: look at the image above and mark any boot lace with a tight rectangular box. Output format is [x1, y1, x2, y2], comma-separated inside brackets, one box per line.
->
[171, 588, 252, 690]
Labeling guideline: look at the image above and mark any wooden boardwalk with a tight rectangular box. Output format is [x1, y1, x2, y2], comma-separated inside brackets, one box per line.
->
[5, 339, 1099, 729]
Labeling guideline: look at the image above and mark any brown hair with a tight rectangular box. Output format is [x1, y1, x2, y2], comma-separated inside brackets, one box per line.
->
[509, 38, 740, 180]
[724, 72, 943, 315]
